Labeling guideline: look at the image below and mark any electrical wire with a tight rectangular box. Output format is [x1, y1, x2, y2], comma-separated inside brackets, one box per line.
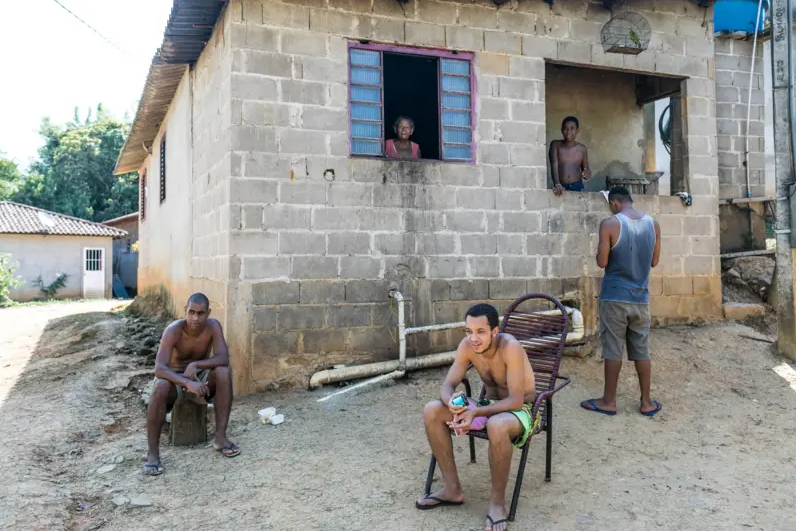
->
[50, 0, 131, 56]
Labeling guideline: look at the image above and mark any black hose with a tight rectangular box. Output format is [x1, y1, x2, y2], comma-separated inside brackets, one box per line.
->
[658, 103, 672, 155]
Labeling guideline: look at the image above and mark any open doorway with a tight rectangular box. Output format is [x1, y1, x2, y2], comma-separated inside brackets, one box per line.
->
[544, 63, 684, 196]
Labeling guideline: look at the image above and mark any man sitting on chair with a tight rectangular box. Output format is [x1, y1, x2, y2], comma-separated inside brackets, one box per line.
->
[416, 303, 536, 531]
[144, 293, 239, 476]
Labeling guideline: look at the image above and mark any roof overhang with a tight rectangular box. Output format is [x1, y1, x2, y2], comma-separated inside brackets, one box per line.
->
[114, 0, 228, 175]
[102, 212, 140, 225]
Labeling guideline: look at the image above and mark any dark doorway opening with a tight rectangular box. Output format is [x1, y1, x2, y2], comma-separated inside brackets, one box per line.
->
[383, 53, 440, 160]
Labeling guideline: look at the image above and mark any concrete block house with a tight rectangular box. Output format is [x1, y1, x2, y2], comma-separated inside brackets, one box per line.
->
[117, 0, 749, 394]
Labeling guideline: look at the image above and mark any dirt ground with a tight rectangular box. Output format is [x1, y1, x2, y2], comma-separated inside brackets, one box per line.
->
[2, 301, 796, 531]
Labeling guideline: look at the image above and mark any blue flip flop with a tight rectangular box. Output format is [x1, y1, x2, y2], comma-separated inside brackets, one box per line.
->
[580, 399, 617, 416]
[641, 400, 662, 417]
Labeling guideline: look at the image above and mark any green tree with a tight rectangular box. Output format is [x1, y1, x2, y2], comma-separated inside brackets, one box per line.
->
[12, 105, 139, 222]
[0, 254, 23, 306]
[0, 153, 23, 200]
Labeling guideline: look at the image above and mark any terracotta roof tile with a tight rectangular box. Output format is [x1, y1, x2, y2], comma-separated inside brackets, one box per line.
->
[0, 202, 127, 238]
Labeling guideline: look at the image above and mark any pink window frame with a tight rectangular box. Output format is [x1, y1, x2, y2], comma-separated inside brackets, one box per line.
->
[347, 41, 477, 164]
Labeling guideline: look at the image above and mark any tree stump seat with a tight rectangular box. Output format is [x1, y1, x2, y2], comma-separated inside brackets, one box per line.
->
[168, 399, 207, 446]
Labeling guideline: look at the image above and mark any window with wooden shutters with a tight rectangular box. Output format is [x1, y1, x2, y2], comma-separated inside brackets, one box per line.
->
[140, 170, 147, 221]
[159, 135, 166, 204]
[348, 43, 475, 163]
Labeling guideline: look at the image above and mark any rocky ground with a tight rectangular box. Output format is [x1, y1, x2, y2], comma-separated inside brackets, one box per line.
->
[721, 255, 775, 306]
[2, 300, 796, 530]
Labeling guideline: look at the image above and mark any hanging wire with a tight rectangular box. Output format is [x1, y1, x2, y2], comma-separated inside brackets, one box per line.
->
[50, 0, 133, 57]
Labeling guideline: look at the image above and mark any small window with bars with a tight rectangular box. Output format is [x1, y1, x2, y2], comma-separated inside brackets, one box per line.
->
[348, 43, 475, 162]
[85, 249, 103, 272]
[159, 135, 166, 204]
[140, 170, 147, 221]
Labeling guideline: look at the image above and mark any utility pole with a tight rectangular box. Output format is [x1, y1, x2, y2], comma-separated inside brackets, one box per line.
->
[771, 0, 796, 360]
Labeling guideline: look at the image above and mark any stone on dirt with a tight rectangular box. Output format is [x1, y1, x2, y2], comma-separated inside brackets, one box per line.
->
[111, 496, 129, 506]
[130, 496, 152, 507]
[96, 464, 116, 474]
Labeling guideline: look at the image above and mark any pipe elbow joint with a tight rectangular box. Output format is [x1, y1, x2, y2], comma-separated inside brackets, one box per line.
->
[389, 289, 404, 302]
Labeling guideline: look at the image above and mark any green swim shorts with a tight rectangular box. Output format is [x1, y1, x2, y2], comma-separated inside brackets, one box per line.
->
[477, 399, 541, 449]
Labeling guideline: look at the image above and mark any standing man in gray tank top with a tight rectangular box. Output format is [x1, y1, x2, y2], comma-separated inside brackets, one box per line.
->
[581, 187, 662, 417]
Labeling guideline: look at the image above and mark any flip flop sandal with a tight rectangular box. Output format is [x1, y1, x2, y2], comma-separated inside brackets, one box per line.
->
[580, 399, 617, 416]
[414, 495, 464, 511]
[487, 515, 509, 530]
[641, 400, 662, 417]
[214, 443, 241, 458]
[143, 461, 164, 476]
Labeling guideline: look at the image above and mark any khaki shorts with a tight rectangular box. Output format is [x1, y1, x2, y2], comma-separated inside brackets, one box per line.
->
[599, 300, 651, 361]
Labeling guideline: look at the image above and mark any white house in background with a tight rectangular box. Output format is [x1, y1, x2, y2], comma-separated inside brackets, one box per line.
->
[0, 201, 127, 302]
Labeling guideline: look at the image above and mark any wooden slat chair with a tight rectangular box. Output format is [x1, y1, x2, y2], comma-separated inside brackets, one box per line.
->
[423, 294, 572, 522]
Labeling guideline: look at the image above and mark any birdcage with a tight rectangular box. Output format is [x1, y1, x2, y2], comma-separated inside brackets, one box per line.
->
[601, 12, 651, 55]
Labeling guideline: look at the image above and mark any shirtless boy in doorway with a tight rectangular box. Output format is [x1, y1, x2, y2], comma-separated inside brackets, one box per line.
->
[416, 304, 536, 531]
[549, 116, 592, 195]
[144, 293, 239, 475]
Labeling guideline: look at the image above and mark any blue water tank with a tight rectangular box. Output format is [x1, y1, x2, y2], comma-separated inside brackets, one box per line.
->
[714, 0, 769, 34]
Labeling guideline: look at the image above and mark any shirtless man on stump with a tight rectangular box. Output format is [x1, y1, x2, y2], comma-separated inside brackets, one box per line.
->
[144, 293, 239, 476]
[417, 304, 536, 531]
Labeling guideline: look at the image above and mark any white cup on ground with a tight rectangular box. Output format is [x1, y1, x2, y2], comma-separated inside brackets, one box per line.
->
[258, 407, 276, 423]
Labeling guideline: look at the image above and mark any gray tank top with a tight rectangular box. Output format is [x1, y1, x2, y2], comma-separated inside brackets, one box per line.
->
[600, 212, 656, 304]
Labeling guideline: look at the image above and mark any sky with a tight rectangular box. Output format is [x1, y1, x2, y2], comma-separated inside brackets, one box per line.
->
[0, 0, 174, 169]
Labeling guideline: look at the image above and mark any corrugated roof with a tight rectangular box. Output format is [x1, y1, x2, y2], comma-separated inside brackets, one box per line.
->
[0, 202, 128, 238]
[102, 212, 139, 226]
[114, 0, 228, 175]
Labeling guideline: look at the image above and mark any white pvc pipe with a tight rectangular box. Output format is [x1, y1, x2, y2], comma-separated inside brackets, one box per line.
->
[316, 370, 404, 402]
[309, 291, 586, 390]
[745, 0, 765, 198]
[393, 289, 406, 369]
[316, 352, 459, 402]
[538, 307, 586, 344]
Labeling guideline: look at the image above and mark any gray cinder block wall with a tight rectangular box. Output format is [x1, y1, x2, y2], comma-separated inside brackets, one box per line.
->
[714, 37, 768, 252]
[139, 0, 731, 394]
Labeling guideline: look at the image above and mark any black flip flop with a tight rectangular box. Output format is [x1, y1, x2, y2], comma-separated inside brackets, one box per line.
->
[487, 515, 509, 530]
[415, 495, 464, 510]
[214, 443, 241, 458]
[142, 461, 164, 476]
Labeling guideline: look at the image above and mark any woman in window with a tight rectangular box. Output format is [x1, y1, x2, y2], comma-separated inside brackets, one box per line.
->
[385, 116, 421, 159]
